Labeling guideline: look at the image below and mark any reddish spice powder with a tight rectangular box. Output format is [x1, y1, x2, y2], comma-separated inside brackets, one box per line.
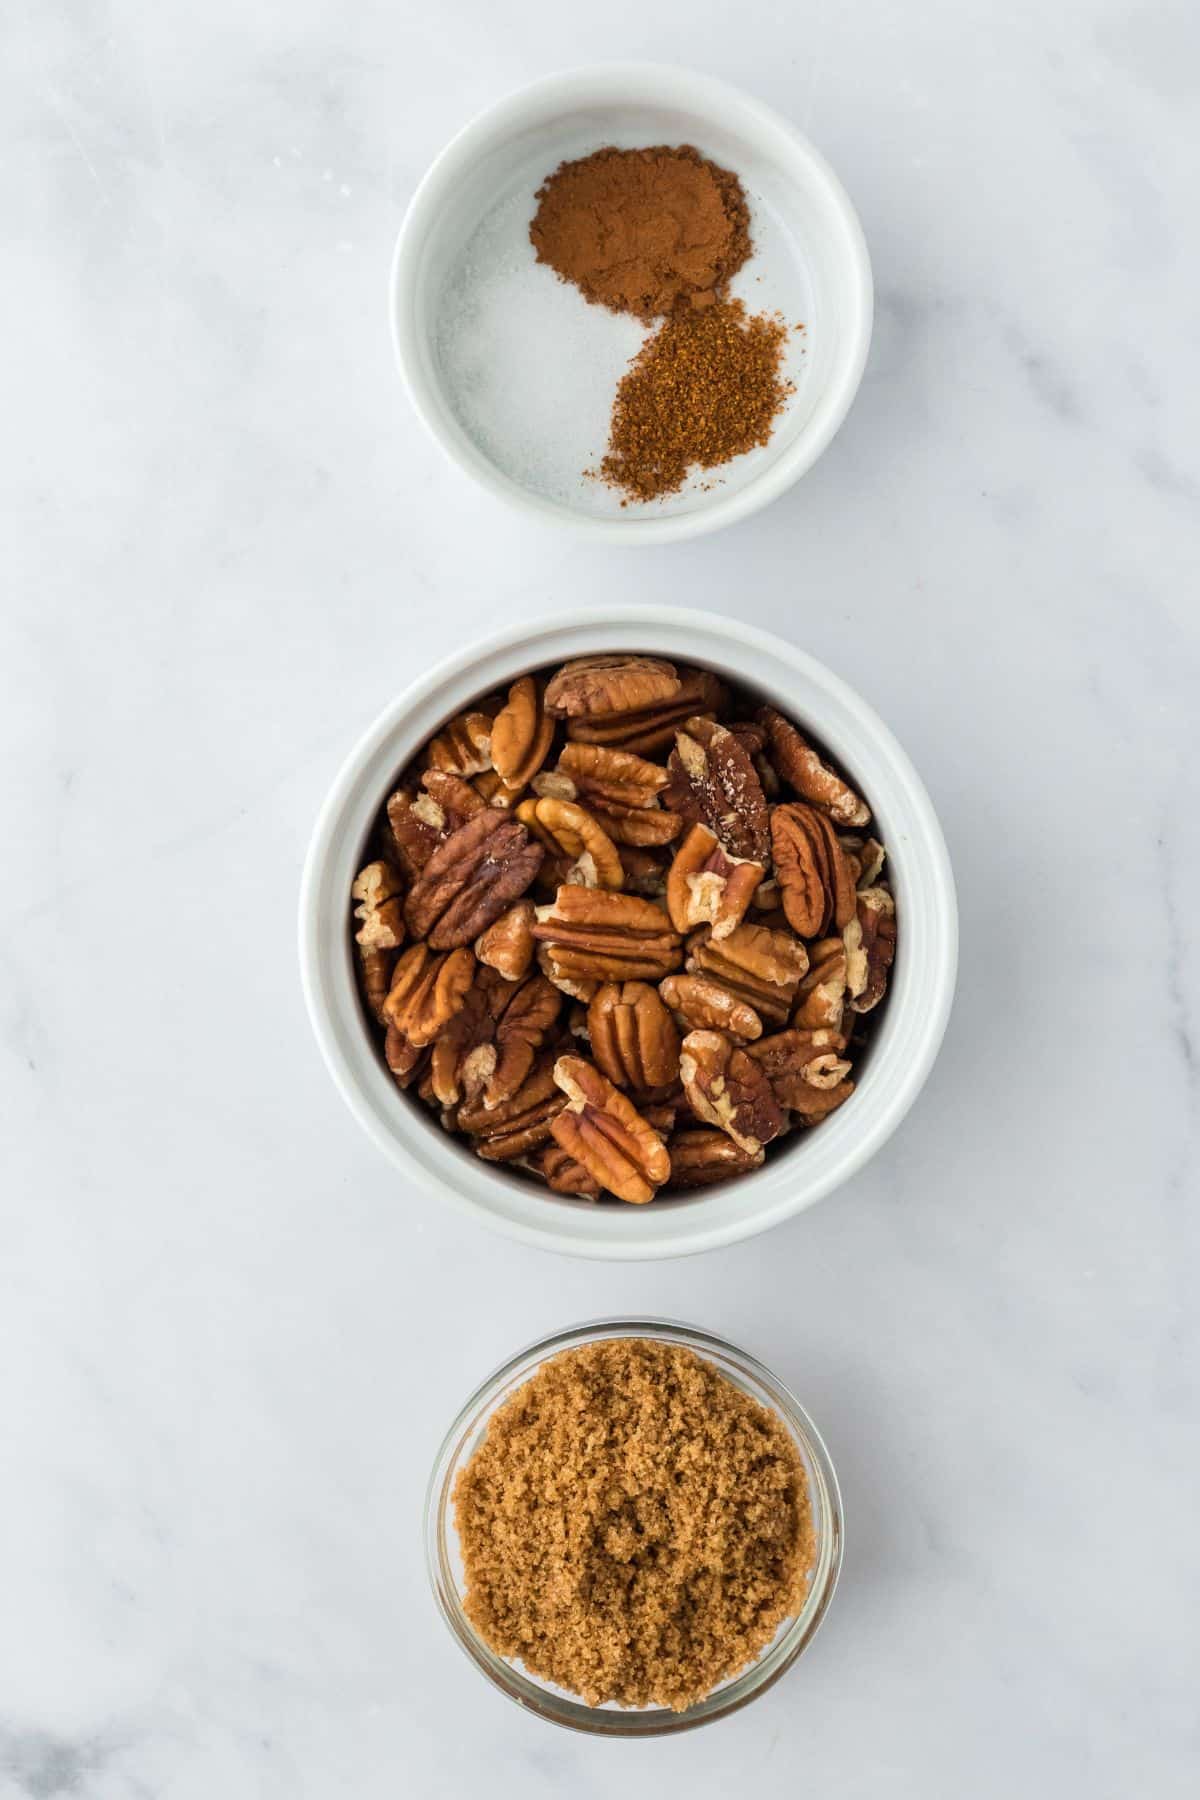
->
[530, 144, 752, 322]
[595, 299, 792, 503]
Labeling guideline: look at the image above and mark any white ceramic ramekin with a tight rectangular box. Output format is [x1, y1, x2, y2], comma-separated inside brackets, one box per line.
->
[390, 66, 873, 543]
[299, 609, 956, 1260]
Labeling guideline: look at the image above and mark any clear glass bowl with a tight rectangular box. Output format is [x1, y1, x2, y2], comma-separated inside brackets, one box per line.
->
[425, 1317, 844, 1735]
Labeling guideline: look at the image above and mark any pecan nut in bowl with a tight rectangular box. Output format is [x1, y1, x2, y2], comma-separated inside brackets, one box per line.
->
[318, 626, 940, 1248]
[587, 982, 681, 1093]
[405, 810, 544, 949]
[550, 1056, 671, 1205]
[678, 1030, 787, 1157]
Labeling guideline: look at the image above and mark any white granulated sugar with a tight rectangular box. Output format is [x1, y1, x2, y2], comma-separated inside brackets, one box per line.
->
[436, 189, 646, 512]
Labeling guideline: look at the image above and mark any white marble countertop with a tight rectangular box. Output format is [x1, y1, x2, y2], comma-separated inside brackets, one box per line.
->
[3, 2, 1198, 1794]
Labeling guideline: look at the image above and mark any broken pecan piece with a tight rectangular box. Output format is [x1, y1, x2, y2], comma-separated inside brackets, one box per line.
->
[515, 796, 623, 890]
[490, 675, 555, 785]
[351, 860, 406, 952]
[550, 1056, 670, 1204]
[405, 810, 543, 949]
[385, 786, 445, 877]
[758, 705, 869, 828]
[686, 921, 808, 1027]
[544, 655, 680, 718]
[532, 888, 683, 996]
[457, 1053, 566, 1161]
[659, 973, 763, 1042]
[667, 1127, 765, 1189]
[771, 802, 857, 939]
[587, 982, 681, 1092]
[382, 943, 475, 1047]
[747, 1029, 851, 1108]
[663, 717, 770, 862]
[666, 822, 764, 941]
[566, 668, 726, 756]
[471, 769, 526, 809]
[849, 886, 896, 1013]
[792, 937, 849, 1030]
[474, 899, 536, 981]
[678, 1030, 786, 1156]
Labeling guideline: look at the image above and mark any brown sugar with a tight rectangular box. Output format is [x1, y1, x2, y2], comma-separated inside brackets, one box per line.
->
[530, 144, 752, 322]
[452, 1338, 815, 1711]
[595, 299, 792, 503]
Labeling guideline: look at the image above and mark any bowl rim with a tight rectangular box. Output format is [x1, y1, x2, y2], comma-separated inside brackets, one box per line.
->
[424, 1316, 845, 1735]
[298, 606, 958, 1261]
[389, 61, 874, 544]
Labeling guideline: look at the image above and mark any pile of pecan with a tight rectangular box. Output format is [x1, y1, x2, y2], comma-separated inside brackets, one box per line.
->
[350, 654, 896, 1205]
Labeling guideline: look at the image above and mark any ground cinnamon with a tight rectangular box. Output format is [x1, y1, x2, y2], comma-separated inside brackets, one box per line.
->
[529, 144, 793, 503]
[453, 1338, 814, 1712]
[530, 145, 751, 321]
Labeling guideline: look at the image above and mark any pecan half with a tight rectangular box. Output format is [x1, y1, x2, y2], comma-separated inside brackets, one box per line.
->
[429, 967, 561, 1110]
[792, 937, 849, 1030]
[686, 921, 808, 1027]
[663, 717, 770, 863]
[757, 705, 869, 828]
[587, 982, 681, 1092]
[659, 973, 763, 1042]
[554, 742, 680, 846]
[474, 899, 536, 981]
[667, 1127, 765, 1189]
[426, 709, 494, 777]
[544, 655, 680, 718]
[666, 822, 764, 941]
[771, 802, 857, 939]
[849, 886, 896, 1013]
[351, 860, 406, 952]
[357, 946, 397, 1024]
[526, 1140, 602, 1200]
[550, 1055, 670, 1204]
[566, 668, 727, 756]
[384, 1023, 427, 1088]
[405, 810, 543, 949]
[532, 888, 683, 997]
[515, 796, 623, 890]
[490, 676, 555, 785]
[747, 1029, 851, 1108]
[382, 943, 475, 1047]
[678, 1030, 786, 1156]
[458, 1053, 565, 1160]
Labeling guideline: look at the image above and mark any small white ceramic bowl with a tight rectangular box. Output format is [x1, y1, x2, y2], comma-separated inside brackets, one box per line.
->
[299, 609, 957, 1261]
[391, 66, 872, 543]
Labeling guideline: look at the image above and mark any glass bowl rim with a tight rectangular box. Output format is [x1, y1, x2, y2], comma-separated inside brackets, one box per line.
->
[424, 1315, 844, 1736]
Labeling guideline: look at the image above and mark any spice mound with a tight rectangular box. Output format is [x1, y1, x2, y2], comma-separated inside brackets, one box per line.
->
[598, 298, 790, 503]
[530, 144, 751, 322]
[528, 144, 794, 503]
[453, 1338, 814, 1711]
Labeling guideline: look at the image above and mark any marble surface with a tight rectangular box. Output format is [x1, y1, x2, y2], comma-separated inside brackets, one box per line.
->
[2, 1, 1198, 1794]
